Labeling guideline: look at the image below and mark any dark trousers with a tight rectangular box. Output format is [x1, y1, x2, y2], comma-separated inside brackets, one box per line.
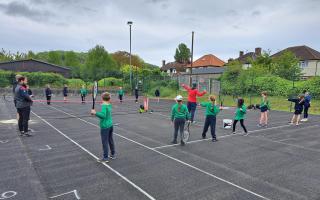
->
[304, 105, 309, 118]
[17, 106, 30, 132]
[100, 127, 115, 159]
[173, 118, 185, 141]
[81, 95, 86, 103]
[46, 96, 51, 105]
[202, 115, 217, 139]
[232, 119, 247, 133]
[135, 95, 138, 102]
[119, 95, 123, 102]
[187, 102, 197, 122]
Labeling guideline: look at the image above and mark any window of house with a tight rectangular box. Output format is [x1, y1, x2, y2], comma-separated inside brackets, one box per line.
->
[300, 61, 308, 68]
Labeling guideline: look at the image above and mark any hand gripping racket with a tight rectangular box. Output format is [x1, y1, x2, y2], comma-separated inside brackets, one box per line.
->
[92, 81, 98, 109]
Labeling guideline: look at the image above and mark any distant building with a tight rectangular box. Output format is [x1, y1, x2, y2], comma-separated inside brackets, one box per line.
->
[233, 47, 262, 69]
[180, 54, 226, 93]
[0, 59, 71, 77]
[160, 60, 188, 76]
[272, 45, 320, 77]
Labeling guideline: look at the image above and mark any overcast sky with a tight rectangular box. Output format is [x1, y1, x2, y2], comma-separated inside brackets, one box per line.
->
[0, 0, 319, 66]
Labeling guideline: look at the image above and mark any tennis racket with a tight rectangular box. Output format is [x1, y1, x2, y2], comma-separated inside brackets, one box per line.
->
[92, 81, 98, 109]
[183, 121, 191, 142]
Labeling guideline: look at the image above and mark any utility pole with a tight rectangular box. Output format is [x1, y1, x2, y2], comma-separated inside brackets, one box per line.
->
[189, 31, 194, 87]
[127, 21, 133, 91]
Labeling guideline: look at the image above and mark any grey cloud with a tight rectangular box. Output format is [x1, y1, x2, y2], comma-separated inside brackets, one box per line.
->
[251, 10, 261, 17]
[0, 1, 54, 22]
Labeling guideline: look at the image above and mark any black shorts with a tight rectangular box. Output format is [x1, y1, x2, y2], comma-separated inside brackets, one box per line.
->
[294, 110, 302, 115]
[64, 94, 68, 97]
[260, 106, 268, 112]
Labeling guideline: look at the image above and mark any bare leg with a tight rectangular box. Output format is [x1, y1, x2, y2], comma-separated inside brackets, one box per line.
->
[296, 115, 301, 125]
[264, 112, 268, 125]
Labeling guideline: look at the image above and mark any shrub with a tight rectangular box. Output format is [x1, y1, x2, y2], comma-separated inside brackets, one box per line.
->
[98, 77, 123, 87]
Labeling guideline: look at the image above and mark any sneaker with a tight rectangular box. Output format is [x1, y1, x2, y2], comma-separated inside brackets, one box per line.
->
[289, 122, 294, 125]
[232, 132, 236, 134]
[295, 123, 300, 126]
[212, 138, 218, 142]
[263, 124, 268, 128]
[202, 135, 206, 139]
[19, 131, 24, 136]
[180, 140, 185, 146]
[301, 118, 308, 122]
[24, 133, 32, 137]
[109, 155, 116, 160]
[97, 158, 109, 163]
[257, 124, 263, 127]
[171, 140, 178, 144]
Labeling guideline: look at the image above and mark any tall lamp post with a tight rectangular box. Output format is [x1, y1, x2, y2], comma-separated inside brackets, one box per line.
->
[127, 21, 133, 91]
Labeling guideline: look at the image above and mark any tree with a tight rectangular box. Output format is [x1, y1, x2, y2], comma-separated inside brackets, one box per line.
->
[85, 45, 117, 80]
[272, 50, 301, 81]
[65, 51, 81, 78]
[111, 51, 144, 68]
[174, 43, 191, 64]
[48, 51, 62, 65]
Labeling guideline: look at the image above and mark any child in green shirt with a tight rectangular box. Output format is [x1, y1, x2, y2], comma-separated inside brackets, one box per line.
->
[91, 92, 115, 163]
[200, 95, 220, 142]
[118, 87, 124, 103]
[80, 85, 88, 103]
[232, 97, 248, 134]
[258, 91, 270, 127]
[171, 95, 190, 146]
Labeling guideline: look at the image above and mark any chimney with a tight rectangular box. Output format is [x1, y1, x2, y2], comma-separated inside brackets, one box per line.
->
[162, 60, 166, 67]
[239, 51, 244, 57]
[255, 47, 262, 56]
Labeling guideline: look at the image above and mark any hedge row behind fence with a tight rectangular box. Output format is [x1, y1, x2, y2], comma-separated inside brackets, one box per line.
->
[221, 75, 320, 98]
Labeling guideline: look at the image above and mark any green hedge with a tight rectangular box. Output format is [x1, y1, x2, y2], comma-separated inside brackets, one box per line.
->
[98, 77, 123, 87]
[221, 75, 320, 98]
[0, 70, 67, 88]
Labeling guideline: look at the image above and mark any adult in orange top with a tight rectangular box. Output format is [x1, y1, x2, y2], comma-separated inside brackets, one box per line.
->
[181, 83, 206, 123]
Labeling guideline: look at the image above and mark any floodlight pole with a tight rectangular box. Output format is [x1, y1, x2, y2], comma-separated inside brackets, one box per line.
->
[127, 21, 133, 91]
[189, 31, 194, 87]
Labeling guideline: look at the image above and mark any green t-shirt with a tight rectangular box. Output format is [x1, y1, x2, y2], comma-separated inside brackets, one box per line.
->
[80, 88, 88, 95]
[200, 102, 220, 116]
[260, 97, 270, 110]
[118, 89, 124, 96]
[171, 103, 190, 121]
[234, 104, 247, 120]
[95, 103, 113, 129]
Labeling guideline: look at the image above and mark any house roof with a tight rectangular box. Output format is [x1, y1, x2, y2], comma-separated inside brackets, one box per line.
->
[272, 45, 320, 60]
[189, 54, 225, 68]
[191, 67, 225, 75]
[236, 52, 257, 64]
[0, 59, 71, 70]
[160, 61, 187, 72]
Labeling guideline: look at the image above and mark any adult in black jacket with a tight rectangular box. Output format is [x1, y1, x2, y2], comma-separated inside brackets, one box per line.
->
[155, 89, 160, 103]
[14, 76, 33, 136]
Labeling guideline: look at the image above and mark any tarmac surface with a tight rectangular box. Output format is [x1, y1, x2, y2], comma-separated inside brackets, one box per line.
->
[1, 95, 320, 200]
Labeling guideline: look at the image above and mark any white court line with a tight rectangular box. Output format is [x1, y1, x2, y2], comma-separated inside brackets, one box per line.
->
[152, 134, 236, 150]
[46, 105, 270, 200]
[31, 111, 156, 200]
[49, 190, 80, 199]
[39, 145, 52, 151]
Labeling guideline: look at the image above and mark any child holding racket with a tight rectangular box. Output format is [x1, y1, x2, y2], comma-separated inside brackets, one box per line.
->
[91, 92, 115, 163]
[288, 94, 305, 125]
[258, 91, 270, 127]
[181, 83, 206, 123]
[200, 95, 220, 142]
[171, 95, 190, 146]
[232, 98, 248, 134]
